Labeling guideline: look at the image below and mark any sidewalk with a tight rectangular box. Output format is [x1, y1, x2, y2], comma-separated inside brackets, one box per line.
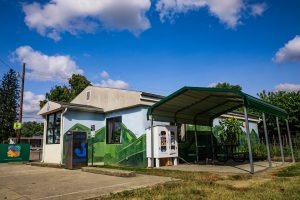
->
[0, 163, 173, 200]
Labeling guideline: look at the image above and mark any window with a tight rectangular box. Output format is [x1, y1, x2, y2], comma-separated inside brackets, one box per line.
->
[46, 112, 61, 144]
[86, 91, 91, 101]
[106, 116, 122, 144]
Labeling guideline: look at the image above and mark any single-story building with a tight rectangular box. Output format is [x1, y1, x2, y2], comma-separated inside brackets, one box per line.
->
[38, 86, 263, 168]
[8, 136, 43, 149]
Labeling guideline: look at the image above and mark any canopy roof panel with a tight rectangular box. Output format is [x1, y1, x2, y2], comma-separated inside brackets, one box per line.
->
[147, 87, 288, 125]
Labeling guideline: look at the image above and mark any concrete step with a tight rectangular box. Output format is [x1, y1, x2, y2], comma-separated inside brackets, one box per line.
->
[30, 162, 64, 168]
[82, 167, 136, 177]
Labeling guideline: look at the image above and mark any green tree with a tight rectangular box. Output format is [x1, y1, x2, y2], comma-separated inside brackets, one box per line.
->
[69, 74, 91, 97]
[258, 90, 300, 135]
[0, 69, 20, 142]
[40, 85, 71, 108]
[219, 117, 243, 145]
[215, 82, 242, 91]
[40, 74, 91, 108]
[21, 121, 43, 137]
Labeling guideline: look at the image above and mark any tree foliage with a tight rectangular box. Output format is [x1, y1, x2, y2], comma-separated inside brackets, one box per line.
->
[40, 74, 91, 108]
[213, 117, 243, 145]
[214, 82, 242, 91]
[258, 90, 300, 135]
[69, 74, 91, 97]
[21, 121, 43, 137]
[0, 69, 20, 142]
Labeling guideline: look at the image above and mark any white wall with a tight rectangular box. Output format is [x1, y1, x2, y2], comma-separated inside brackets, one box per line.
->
[42, 114, 63, 164]
[43, 144, 62, 164]
[63, 110, 105, 134]
[105, 106, 148, 137]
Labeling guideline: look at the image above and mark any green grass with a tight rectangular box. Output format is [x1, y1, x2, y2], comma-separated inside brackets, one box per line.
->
[93, 164, 300, 200]
[276, 162, 300, 177]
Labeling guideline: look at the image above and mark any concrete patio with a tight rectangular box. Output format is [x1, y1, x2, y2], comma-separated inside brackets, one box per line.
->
[160, 161, 284, 174]
[0, 163, 173, 200]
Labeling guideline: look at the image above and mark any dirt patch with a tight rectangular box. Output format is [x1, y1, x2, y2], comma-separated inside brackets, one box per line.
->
[216, 178, 272, 189]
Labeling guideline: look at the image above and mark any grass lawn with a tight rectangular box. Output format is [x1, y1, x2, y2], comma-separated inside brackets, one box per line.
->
[91, 163, 300, 200]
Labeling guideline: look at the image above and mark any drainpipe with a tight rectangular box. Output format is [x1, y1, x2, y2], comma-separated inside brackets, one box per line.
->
[60, 108, 68, 164]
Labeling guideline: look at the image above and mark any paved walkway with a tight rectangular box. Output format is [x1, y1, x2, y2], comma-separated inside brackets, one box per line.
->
[160, 161, 284, 173]
[0, 164, 173, 200]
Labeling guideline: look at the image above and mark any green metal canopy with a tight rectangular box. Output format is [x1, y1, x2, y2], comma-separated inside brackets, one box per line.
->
[147, 87, 288, 125]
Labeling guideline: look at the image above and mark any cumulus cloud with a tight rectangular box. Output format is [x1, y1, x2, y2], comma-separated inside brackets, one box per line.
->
[13, 46, 83, 82]
[249, 3, 267, 16]
[156, 0, 268, 28]
[93, 71, 129, 89]
[95, 79, 129, 89]
[274, 83, 300, 92]
[156, 0, 245, 28]
[274, 36, 300, 63]
[23, 91, 45, 121]
[100, 70, 109, 78]
[23, 0, 151, 41]
[208, 82, 218, 87]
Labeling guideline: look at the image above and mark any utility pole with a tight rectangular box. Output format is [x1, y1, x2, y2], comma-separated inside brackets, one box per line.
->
[16, 63, 25, 144]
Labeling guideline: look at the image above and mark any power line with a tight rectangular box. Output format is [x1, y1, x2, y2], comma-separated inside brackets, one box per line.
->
[0, 57, 13, 70]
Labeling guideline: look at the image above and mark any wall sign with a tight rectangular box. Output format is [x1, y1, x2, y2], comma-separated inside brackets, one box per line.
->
[0, 144, 30, 163]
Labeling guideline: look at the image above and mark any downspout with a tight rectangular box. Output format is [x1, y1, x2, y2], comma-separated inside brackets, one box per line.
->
[60, 108, 68, 164]
[42, 115, 47, 163]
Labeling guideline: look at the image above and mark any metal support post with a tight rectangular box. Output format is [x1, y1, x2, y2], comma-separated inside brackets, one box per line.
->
[150, 115, 154, 167]
[244, 106, 254, 174]
[262, 113, 272, 168]
[286, 119, 295, 163]
[276, 117, 284, 163]
[194, 122, 199, 163]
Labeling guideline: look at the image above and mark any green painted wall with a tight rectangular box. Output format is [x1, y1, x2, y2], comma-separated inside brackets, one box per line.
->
[63, 123, 146, 167]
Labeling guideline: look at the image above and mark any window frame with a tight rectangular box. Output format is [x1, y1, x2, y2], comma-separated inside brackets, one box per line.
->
[106, 116, 122, 144]
[46, 111, 61, 144]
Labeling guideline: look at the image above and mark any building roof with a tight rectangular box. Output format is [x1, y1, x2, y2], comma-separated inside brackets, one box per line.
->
[38, 101, 103, 116]
[70, 86, 163, 112]
[38, 86, 164, 116]
[147, 86, 288, 125]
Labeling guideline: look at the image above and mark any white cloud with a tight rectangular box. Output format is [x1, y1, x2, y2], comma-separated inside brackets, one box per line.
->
[23, 0, 151, 41]
[13, 46, 83, 82]
[250, 3, 267, 16]
[95, 79, 129, 89]
[208, 82, 218, 87]
[274, 83, 300, 92]
[156, 0, 245, 28]
[23, 91, 45, 121]
[93, 70, 129, 89]
[100, 70, 110, 78]
[274, 35, 300, 63]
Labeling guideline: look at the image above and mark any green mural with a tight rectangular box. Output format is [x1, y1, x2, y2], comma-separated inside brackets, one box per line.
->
[63, 123, 146, 167]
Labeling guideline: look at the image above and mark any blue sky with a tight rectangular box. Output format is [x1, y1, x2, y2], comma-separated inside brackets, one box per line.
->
[0, 0, 300, 120]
